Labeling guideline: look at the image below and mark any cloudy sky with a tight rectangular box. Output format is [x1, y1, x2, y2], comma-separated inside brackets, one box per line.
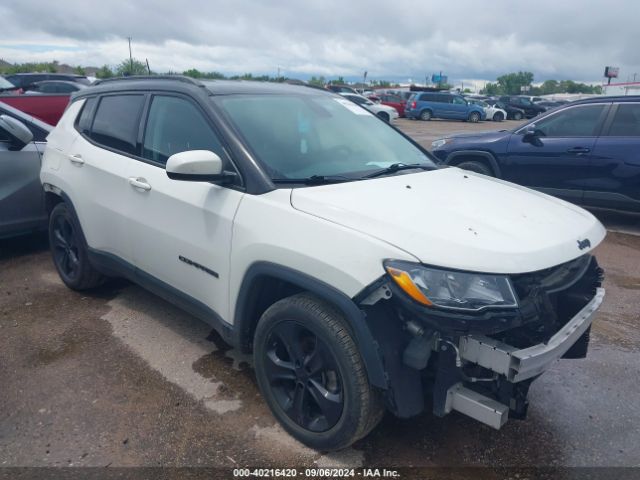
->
[1, 0, 639, 88]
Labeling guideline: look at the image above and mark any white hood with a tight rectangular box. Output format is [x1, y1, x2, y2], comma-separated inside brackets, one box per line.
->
[290, 168, 606, 274]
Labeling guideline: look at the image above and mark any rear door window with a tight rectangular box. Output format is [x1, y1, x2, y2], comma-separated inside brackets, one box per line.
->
[606, 104, 640, 136]
[90, 95, 145, 155]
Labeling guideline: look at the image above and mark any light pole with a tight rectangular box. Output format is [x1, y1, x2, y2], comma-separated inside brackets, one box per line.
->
[127, 37, 133, 75]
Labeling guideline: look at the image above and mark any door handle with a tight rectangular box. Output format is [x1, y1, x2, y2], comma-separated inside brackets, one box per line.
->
[68, 154, 84, 165]
[128, 177, 152, 191]
[567, 147, 591, 154]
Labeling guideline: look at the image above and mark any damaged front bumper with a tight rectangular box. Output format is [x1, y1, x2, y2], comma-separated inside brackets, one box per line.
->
[445, 287, 604, 429]
[358, 254, 606, 428]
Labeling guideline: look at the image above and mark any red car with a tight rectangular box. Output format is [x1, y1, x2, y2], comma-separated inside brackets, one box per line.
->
[377, 93, 406, 117]
[0, 94, 71, 126]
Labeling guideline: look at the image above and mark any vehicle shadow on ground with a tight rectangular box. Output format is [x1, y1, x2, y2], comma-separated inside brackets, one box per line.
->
[0, 232, 49, 261]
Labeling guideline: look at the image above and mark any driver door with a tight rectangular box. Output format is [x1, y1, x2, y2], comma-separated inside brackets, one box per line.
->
[125, 94, 244, 321]
[503, 103, 610, 203]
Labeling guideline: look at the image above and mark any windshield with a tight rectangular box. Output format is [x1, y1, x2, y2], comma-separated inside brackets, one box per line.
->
[215, 93, 434, 180]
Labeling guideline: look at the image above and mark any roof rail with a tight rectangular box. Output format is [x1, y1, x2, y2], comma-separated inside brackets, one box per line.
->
[92, 75, 204, 87]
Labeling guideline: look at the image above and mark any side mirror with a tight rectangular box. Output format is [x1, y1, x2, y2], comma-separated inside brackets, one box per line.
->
[522, 124, 538, 141]
[166, 150, 236, 183]
[0, 114, 33, 150]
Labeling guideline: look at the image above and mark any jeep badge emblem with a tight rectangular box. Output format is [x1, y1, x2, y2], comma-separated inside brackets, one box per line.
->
[577, 238, 591, 250]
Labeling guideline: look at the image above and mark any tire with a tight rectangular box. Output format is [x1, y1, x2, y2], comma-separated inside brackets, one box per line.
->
[419, 109, 432, 121]
[377, 112, 390, 122]
[456, 160, 493, 176]
[468, 111, 481, 123]
[492, 112, 504, 122]
[513, 111, 523, 121]
[48, 202, 105, 290]
[254, 293, 384, 451]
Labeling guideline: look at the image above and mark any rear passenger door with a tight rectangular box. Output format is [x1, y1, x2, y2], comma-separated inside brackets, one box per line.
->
[66, 94, 145, 263]
[585, 102, 640, 212]
[126, 94, 244, 320]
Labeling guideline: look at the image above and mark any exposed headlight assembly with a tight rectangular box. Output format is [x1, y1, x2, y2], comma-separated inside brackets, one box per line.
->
[384, 260, 518, 312]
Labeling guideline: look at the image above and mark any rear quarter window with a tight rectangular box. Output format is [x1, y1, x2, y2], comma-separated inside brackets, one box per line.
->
[74, 97, 98, 134]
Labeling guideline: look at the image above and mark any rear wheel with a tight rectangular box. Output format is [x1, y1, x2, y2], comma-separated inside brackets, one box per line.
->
[513, 111, 523, 121]
[419, 109, 432, 121]
[492, 112, 504, 122]
[456, 160, 493, 176]
[254, 293, 384, 451]
[48, 202, 104, 290]
[468, 111, 481, 123]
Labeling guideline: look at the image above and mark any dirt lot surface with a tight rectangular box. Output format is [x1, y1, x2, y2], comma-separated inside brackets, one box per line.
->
[1, 118, 639, 473]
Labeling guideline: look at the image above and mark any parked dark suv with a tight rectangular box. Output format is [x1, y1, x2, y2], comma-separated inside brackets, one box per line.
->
[499, 96, 547, 118]
[431, 96, 640, 212]
[5, 73, 91, 90]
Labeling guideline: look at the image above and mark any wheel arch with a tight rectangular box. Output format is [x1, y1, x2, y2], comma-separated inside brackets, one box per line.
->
[233, 261, 388, 389]
[445, 150, 502, 178]
[43, 183, 65, 215]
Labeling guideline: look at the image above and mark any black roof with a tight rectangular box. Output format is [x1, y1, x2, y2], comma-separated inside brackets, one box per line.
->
[571, 95, 640, 104]
[7, 72, 87, 78]
[80, 75, 327, 99]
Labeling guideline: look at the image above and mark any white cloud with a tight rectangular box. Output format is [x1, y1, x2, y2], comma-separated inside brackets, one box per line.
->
[0, 0, 638, 83]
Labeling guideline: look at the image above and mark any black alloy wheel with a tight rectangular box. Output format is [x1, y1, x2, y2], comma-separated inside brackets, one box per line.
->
[264, 320, 344, 432]
[51, 212, 81, 281]
[48, 202, 104, 290]
[254, 293, 384, 450]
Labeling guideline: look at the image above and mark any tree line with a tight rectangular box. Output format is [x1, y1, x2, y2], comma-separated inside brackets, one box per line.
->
[481, 71, 603, 95]
[1, 60, 603, 95]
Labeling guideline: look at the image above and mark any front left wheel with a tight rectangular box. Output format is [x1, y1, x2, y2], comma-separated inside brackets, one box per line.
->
[254, 293, 384, 451]
[48, 202, 104, 290]
[468, 111, 481, 123]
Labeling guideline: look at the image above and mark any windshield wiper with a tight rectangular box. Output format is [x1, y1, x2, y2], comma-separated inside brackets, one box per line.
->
[362, 163, 433, 179]
[271, 175, 354, 185]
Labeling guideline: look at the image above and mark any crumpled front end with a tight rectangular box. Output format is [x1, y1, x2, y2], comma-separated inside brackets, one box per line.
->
[357, 254, 605, 428]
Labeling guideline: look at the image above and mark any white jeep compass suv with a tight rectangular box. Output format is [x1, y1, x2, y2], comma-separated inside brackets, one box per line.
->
[41, 76, 606, 451]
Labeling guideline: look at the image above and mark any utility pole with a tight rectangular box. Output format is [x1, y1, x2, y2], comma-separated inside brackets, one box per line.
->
[277, 66, 280, 79]
[127, 37, 133, 75]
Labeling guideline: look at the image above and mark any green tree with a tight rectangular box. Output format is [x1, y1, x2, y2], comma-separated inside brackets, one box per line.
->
[481, 82, 502, 95]
[539, 79, 559, 95]
[73, 65, 86, 75]
[183, 68, 202, 78]
[308, 75, 326, 86]
[116, 58, 149, 76]
[496, 71, 534, 95]
[96, 65, 114, 79]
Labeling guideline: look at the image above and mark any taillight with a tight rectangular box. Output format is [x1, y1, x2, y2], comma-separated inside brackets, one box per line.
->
[411, 101, 417, 109]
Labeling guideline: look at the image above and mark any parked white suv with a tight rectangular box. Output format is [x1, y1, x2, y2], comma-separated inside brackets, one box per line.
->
[41, 76, 606, 451]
